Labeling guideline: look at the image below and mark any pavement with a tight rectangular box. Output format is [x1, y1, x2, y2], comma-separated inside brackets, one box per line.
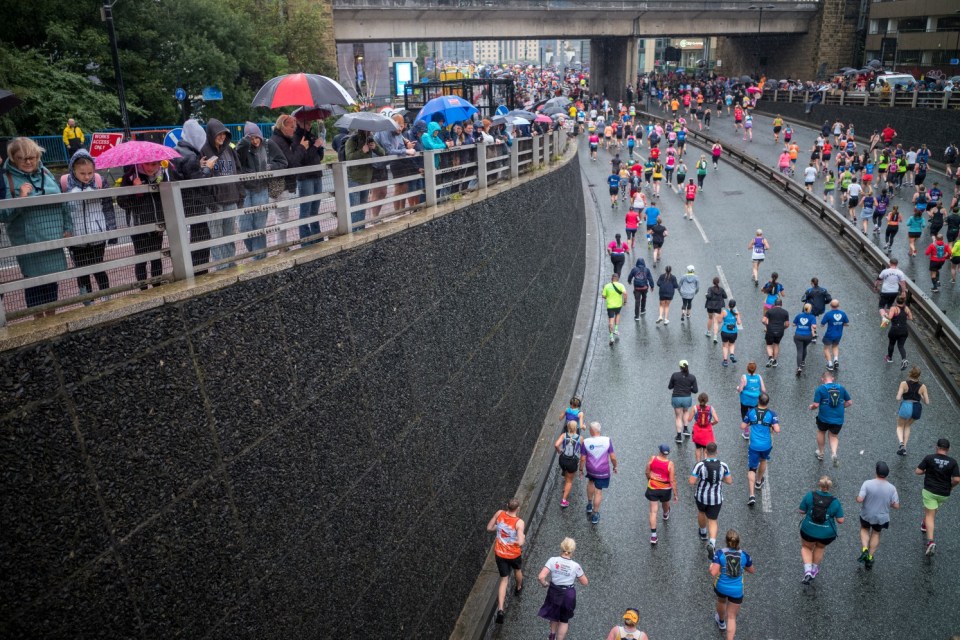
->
[669, 107, 959, 319]
[495, 134, 960, 640]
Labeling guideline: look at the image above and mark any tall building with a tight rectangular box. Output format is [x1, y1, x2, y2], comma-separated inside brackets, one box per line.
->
[864, 4, 960, 71]
[472, 40, 541, 65]
[440, 41, 474, 62]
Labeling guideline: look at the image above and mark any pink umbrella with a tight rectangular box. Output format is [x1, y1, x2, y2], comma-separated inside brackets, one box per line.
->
[534, 114, 553, 124]
[746, 86, 762, 95]
[93, 140, 182, 169]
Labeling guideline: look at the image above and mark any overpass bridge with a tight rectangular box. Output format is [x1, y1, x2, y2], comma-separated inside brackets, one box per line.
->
[332, 0, 849, 101]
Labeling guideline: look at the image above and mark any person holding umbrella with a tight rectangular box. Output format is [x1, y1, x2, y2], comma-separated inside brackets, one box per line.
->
[345, 121, 387, 230]
[375, 112, 419, 213]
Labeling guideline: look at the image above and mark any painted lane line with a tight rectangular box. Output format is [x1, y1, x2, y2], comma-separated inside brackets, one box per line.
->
[691, 213, 710, 244]
[716, 265, 734, 301]
[761, 467, 772, 513]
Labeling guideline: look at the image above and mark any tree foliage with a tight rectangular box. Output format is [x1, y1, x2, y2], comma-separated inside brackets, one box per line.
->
[0, 0, 336, 136]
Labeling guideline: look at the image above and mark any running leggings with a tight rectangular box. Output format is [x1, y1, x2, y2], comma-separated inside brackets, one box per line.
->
[697, 174, 706, 188]
[885, 225, 899, 246]
[611, 253, 625, 276]
[681, 297, 693, 311]
[887, 333, 908, 359]
[794, 334, 813, 368]
[634, 288, 648, 316]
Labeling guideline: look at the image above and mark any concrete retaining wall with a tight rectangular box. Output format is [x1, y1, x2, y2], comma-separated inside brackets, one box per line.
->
[0, 156, 586, 638]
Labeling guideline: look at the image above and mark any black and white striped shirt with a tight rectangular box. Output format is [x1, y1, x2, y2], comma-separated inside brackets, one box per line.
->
[691, 458, 731, 505]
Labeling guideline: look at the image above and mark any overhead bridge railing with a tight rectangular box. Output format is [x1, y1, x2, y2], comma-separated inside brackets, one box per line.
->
[334, 0, 818, 9]
[761, 88, 960, 110]
[639, 110, 960, 386]
[0, 130, 568, 326]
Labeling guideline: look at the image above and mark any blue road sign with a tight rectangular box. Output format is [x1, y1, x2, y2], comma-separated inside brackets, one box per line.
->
[202, 86, 223, 101]
[175, 87, 186, 101]
[164, 127, 183, 149]
[950, 58, 959, 66]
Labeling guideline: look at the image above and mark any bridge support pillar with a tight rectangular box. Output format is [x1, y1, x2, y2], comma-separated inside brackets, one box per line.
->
[590, 37, 637, 103]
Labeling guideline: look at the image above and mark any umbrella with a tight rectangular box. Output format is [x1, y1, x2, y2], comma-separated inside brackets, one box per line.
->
[545, 96, 571, 107]
[334, 112, 399, 133]
[843, 69, 859, 76]
[506, 109, 536, 121]
[740, 75, 753, 83]
[746, 86, 762, 94]
[414, 95, 479, 124]
[92, 140, 182, 169]
[534, 114, 552, 124]
[543, 106, 567, 116]
[251, 73, 354, 109]
[292, 104, 348, 121]
[0, 89, 22, 117]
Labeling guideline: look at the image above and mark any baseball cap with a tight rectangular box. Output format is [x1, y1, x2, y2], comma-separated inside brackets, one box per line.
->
[659, 444, 671, 455]
[679, 359, 689, 368]
[875, 461, 890, 478]
[623, 609, 639, 625]
[937, 438, 950, 450]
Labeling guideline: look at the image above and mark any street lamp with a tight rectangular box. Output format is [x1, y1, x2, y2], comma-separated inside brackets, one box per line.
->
[748, 4, 775, 78]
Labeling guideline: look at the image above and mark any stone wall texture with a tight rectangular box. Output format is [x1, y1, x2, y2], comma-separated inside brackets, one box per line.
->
[754, 101, 960, 162]
[0, 156, 586, 639]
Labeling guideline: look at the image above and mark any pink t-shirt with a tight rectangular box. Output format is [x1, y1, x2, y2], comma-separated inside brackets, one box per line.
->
[608, 240, 628, 254]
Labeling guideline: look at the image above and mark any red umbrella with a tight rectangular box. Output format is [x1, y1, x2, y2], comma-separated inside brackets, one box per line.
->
[251, 73, 354, 109]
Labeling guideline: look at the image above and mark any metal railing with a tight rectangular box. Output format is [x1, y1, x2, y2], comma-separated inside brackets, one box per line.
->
[638, 109, 960, 382]
[334, 0, 818, 9]
[761, 88, 960, 109]
[0, 130, 568, 325]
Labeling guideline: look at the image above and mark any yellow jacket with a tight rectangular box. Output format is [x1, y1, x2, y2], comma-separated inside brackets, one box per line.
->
[63, 125, 85, 148]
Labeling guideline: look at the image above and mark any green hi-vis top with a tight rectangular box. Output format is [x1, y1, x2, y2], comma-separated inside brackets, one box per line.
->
[603, 282, 626, 309]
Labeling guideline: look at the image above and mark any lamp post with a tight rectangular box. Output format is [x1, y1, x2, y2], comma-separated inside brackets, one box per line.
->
[748, 4, 775, 78]
[101, 0, 131, 140]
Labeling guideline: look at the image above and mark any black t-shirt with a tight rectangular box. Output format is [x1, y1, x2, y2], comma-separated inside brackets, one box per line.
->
[918, 454, 959, 496]
[764, 306, 790, 337]
[651, 224, 666, 244]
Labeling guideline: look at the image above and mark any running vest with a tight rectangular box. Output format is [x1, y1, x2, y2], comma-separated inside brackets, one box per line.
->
[494, 512, 522, 559]
[686, 183, 697, 199]
[824, 175, 836, 190]
[902, 380, 921, 402]
[933, 243, 947, 260]
[648, 456, 671, 489]
[741, 374, 761, 403]
[693, 405, 713, 435]
[697, 160, 707, 175]
[616, 626, 644, 639]
[752, 237, 766, 258]
[889, 306, 908, 335]
[723, 308, 738, 333]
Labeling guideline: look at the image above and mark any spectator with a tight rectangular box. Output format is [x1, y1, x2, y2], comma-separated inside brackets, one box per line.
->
[117, 159, 174, 288]
[295, 117, 325, 242]
[172, 119, 213, 274]
[0, 138, 73, 316]
[200, 118, 242, 269]
[61, 150, 113, 302]
[345, 129, 386, 228]
[268, 114, 307, 251]
[62, 118, 85, 157]
[374, 113, 419, 213]
[235, 122, 271, 260]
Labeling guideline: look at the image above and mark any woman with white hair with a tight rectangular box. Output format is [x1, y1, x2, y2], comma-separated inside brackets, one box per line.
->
[537, 537, 588, 640]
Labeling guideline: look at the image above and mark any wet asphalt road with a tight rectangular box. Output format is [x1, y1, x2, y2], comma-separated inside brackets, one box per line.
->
[673, 108, 959, 319]
[496, 135, 960, 640]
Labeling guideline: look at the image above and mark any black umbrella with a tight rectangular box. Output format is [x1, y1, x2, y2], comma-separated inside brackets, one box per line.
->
[740, 75, 753, 83]
[0, 89, 22, 117]
[543, 106, 567, 116]
[334, 111, 399, 133]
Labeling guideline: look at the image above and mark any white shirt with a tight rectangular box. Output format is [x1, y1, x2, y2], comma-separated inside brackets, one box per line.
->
[544, 556, 584, 586]
[878, 267, 906, 293]
[804, 166, 818, 182]
[906, 151, 917, 164]
[847, 183, 862, 198]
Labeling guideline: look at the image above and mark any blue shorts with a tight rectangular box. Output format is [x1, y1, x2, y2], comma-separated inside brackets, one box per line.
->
[671, 396, 693, 409]
[588, 475, 610, 490]
[748, 447, 772, 471]
[822, 336, 841, 346]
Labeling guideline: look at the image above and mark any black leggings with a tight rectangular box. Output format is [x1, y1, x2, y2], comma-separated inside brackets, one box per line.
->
[131, 231, 164, 283]
[887, 333, 908, 359]
[68, 243, 109, 292]
[697, 174, 706, 188]
[611, 253, 625, 276]
[794, 334, 813, 368]
[633, 288, 648, 316]
[884, 225, 899, 246]
[681, 298, 693, 311]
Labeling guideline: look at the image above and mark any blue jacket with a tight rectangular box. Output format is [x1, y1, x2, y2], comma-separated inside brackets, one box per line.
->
[627, 258, 654, 289]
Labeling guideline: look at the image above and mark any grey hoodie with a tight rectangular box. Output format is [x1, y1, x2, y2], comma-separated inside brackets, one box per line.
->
[200, 118, 242, 206]
[679, 273, 700, 299]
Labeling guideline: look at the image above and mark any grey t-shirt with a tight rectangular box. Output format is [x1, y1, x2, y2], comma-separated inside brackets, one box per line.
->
[858, 478, 899, 525]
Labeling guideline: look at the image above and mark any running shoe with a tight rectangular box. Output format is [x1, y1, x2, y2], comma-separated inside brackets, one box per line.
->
[755, 476, 765, 490]
[925, 541, 936, 556]
[833, 358, 839, 369]
[802, 572, 813, 585]
[884, 355, 893, 363]
[664, 319, 670, 325]
[901, 359, 908, 370]
[826, 362, 834, 371]
[591, 512, 600, 525]
[864, 556, 874, 570]
[707, 541, 716, 560]
[921, 520, 927, 533]
[811, 565, 820, 579]
[742, 430, 750, 441]
[614, 329, 620, 336]
[897, 443, 906, 456]
[723, 359, 729, 367]
[656, 318, 663, 324]
[713, 336, 719, 344]
[662, 509, 670, 521]
[765, 358, 773, 368]
[515, 585, 522, 597]
[714, 613, 726, 631]
[772, 359, 779, 367]
[675, 433, 683, 445]
[683, 426, 691, 438]
[680, 315, 685, 322]
[495, 609, 505, 624]
[561, 499, 570, 508]
[586, 502, 593, 514]
[832, 454, 840, 468]
[729, 354, 737, 363]
[705, 330, 712, 337]
[699, 529, 708, 541]
[816, 449, 824, 461]
[796, 367, 803, 377]
[748, 495, 756, 506]
[650, 533, 658, 545]
[858, 548, 869, 563]
[609, 334, 615, 344]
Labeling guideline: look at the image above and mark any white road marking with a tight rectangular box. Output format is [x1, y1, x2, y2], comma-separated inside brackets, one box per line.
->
[691, 213, 710, 244]
[716, 265, 734, 300]
[761, 467, 772, 513]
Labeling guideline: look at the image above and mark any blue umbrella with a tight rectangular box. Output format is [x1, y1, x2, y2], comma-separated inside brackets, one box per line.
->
[415, 95, 478, 124]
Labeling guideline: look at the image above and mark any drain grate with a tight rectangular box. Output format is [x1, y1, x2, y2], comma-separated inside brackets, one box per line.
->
[722, 190, 744, 196]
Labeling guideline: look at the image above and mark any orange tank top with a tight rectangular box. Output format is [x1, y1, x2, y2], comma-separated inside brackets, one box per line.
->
[648, 456, 672, 490]
[494, 512, 522, 559]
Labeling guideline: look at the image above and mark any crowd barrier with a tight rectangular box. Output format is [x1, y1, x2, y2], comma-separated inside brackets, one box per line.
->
[0, 130, 568, 326]
[760, 88, 960, 110]
[639, 110, 960, 391]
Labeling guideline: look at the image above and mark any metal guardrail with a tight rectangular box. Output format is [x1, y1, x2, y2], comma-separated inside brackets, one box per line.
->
[639, 110, 960, 388]
[335, 0, 818, 9]
[761, 88, 960, 110]
[0, 130, 568, 325]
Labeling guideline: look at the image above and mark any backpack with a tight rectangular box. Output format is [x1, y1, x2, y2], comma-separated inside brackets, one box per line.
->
[810, 493, 835, 524]
[60, 173, 103, 191]
[724, 550, 743, 578]
[558, 434, 581, 473]
[702, 458, 722, 485]
[935, 243, 946, 259]
[694, 405, 712, 431]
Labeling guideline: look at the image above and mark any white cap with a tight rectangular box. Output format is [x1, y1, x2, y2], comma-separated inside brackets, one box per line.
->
[686, 265, 695, 273]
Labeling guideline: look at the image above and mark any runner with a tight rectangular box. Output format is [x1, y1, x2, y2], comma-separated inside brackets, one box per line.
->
[736, 362, 765, 431]
[820, 299, 849, 371]
[651, 219, 668, 268]
[710, 529, 755, 639]
[915, 438, 960, 557]
[873, 188, 889, 236]
[797, 476, 845, 584]
[874, 258, 906, 320]
[486, 498, 526, 624]
[772, 115, 783, 143]
[906, 206, 926, 257]
[809, 370, 852, 466]
[696, 154, 709, 190]
[761, 272, 785, 316]
[555, 421, 583, 507]
[952, 233, 960, 284]
[678, 265, 699, 322]
[742, 393, 779, 507]
[800, 277, 832, 321]
[945, 142, 958, 178]
[859, 187, 875, 235]
[668, 360, 698, 444]
[720, 299, 742, 367]
[608, 169, 621, 208]
[625, 205, 641, 251]
[803, 161, 818, 193]
[895, 366, 930, 456]
[607, 233, 630, 276]
[580, 422, 618, 525]
[537, 537, 588, 640]
[846, 178, 862, 223]
[856, 462, 900, 571]
[589, 130, 599, 161]
[884, 295, 912, 369]
[604, 610, 648, 640]
[748, 230, 769, 286]
[690, 442, 732, 556]
[683, 179, 698, 219]
[704, 276, 728, 343]
[561, 396, 584, 433]
[686, 392, 719, 462]
[676, 158, 689, 192]
[793, 303, 817, 376]
[601, 273, 627, 345]
[627, 257, 655, 319]
[711, 142, 723, 171]
[924, 234, 952, 292]
[651, 160, 664, 198]
[823, 170, 836, 206]
[645, 443, 678, 545]
[603, 122, 614, 150]
[653, 264, 680, 325]
[762, 299, 790, 368]
[644, 202, 660, 248]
